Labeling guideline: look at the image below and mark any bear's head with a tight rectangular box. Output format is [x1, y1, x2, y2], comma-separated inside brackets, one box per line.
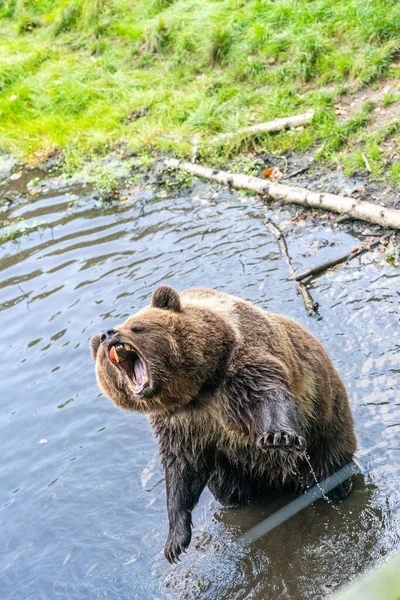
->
[90, 285, 235, 414]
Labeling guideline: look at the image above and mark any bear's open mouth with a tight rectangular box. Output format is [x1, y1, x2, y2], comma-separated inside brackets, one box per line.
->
[108, 343, 149, 395]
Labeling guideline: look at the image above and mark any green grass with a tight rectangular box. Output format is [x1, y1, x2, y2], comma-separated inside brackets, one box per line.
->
[1, 0, 400, 169]
[334, 552, 400, 600]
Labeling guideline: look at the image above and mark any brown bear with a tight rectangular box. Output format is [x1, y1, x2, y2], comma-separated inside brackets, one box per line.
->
[90, 285, 356, 563]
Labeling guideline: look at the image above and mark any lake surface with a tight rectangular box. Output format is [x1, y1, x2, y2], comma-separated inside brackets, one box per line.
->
[1, 170, 399, 600]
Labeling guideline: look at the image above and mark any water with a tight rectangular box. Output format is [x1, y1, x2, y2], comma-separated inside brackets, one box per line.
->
[1, 171, 399, 600]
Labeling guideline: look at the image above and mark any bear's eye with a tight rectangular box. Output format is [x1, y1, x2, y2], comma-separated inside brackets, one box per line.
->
[131, 326, 145, 333]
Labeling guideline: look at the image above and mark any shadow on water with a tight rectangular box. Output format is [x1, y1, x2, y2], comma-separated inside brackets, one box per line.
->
[0, 171, 399, 599]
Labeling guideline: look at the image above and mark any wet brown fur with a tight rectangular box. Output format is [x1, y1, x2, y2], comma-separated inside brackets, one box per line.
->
[90, 286, 356, 562]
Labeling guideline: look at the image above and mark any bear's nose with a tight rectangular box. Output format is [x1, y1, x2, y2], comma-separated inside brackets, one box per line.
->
[100, 329, 117, 343]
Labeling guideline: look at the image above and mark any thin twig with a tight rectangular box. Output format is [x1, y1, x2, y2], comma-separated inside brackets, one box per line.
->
[285, 164, 311, 179]
[264, 216, 319, 317]
[17, 283, 31, 312]
[361, 153, 372, 173]
[267, 153, 288, 177]
[293, 233, 392, 282]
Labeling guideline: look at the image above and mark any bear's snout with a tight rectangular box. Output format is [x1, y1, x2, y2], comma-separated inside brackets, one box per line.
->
[100, 328, 117, 343]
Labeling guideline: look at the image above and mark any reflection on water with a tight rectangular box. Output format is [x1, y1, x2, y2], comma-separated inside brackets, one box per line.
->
[0, 172, 399, 600]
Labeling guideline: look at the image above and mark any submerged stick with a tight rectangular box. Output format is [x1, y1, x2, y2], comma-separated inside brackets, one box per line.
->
[240, 461, 359, 545]
[164, 159, 400, 230]
[294, 233, 392, 282]
[212, 111, 314, 142]
[264, 217, 319, 317]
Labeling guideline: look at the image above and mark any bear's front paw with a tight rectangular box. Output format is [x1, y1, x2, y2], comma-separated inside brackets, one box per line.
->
[258, 430, 306, 453]
[164, 528, 191, 564]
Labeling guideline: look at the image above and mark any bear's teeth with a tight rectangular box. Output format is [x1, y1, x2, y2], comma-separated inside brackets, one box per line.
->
[110, 346, 120, 363]
[124, 344, 132, 351]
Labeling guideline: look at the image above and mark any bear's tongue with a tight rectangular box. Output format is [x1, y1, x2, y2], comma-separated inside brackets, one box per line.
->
[134, 357, 147, 386]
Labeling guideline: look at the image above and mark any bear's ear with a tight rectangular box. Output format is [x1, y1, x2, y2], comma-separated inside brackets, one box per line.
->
[152, 285, 181, 312]
[90, 334, 101, 360]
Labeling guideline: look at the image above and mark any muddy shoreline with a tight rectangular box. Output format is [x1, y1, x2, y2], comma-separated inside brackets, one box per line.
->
[1, 149, 398, 267]
[2, 146, 400, 208]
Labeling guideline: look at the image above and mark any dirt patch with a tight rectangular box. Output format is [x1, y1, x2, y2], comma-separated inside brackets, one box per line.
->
[335, 79, 400, 133]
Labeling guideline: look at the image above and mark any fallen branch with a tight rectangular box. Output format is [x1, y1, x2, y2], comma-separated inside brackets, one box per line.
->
[264, 217, 319, 317]
[293, 233, 392, 282]
[212, 111, 314, 143]
[164, 159, 400, 230]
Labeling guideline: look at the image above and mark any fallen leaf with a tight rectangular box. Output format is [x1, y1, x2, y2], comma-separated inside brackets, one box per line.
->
[263, 168, 273, 178]
[263, 167, 283, 181]
[350, 247, 359, 253]
[10, 172, 22, 181]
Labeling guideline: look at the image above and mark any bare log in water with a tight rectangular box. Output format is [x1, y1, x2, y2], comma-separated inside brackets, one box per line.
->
[293, 233, 392, 282]
[164, 159, 400, 230]
[264, 217, 319, 317]
[212, 111, 315, 143]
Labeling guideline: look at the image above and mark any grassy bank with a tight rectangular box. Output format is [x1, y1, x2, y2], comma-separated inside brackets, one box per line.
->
[1, 0, 400, 177]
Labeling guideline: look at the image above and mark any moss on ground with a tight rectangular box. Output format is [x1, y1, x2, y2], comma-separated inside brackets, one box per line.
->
[1, 0, 400, 179]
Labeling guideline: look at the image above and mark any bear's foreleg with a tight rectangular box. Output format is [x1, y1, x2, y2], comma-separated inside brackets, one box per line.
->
[225, 363, 306, 454]
[163, 454, 209, 563]
[256, 387, 306, 453]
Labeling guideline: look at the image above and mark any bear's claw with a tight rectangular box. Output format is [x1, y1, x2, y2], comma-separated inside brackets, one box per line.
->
[164, 531, 190, 564]
[258, 430, 306, 452]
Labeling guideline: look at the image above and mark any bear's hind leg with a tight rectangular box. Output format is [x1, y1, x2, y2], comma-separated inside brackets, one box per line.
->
[326, 478, 353, 502]
[297, 442, 355, 502]
[208, 453, 259, 508]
